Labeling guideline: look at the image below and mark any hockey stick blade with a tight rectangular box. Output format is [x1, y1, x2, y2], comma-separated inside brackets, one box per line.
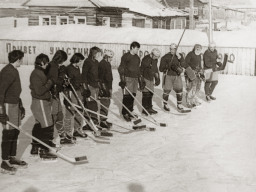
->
[100, 131, 113, 137]
[132, 125, 146, 130]
[159, 123, 167, 127]
[147, 127, 156, 131]
[7, 121, 88, 164]
[133, 119, 142, 125]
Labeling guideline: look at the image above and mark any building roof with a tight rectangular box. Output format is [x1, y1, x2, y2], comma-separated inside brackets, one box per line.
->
[24, 0, 96, 7]
[89, 0, 188, 17]
[0, 2, 27, 8]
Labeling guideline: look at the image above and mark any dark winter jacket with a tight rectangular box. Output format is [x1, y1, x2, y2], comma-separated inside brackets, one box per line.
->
[185, 51, 202, 72]
[118, 52, 141, 78]
[140, 54, 159, 81]
[0, 64, 21, 105]
[30, 66, 53, 100]
[159, 52, 187, 76]
[46, 60, 66, 95]
[66, 64, 83, 91]
[98, 59, 113, 90]
[82, 57, 99, 88]
[203, 49, 218, 69]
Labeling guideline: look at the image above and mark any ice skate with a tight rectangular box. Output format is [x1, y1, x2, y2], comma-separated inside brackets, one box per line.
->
[9, 157, 28, 168]
[1, 161, 17, 175]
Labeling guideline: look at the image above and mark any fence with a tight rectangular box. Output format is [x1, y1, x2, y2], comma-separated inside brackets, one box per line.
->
[0, 40, 255, 76]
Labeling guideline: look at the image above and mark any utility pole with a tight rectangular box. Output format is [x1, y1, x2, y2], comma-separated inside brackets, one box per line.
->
[189, 0, 194, 29]
[209, 0, 213, 42]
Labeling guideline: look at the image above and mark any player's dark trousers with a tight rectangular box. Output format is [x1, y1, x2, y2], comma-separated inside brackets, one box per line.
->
[204, 81, 218, 96]
[142, 92, 153, 110]
[1, 129, 20, 160]
[122, 93, 135, 115]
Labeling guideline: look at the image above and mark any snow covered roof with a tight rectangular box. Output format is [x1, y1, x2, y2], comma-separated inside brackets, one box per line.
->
[0, 2, 27, 8]
[90, 0, 188, 17]
[0, 25, 208, 46]
[25, 0, 96, 7]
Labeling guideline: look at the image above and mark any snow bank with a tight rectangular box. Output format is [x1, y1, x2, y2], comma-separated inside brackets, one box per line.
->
[0, 25, 209, 46]
[213, 28, 256, 48]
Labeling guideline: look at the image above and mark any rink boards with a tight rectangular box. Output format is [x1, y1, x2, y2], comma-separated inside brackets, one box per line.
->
[0, 39, 255, 76]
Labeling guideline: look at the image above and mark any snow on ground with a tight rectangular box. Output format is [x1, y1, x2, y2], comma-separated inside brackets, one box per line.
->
[0, 25, 209, 46]
[0, 64, 256, 192]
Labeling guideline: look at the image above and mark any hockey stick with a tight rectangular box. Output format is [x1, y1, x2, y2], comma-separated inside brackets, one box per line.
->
[163, 28, 186, 87]
[73, 104, 148, 131]
[7, 121, 88, 164]
[67, 81, 112, 137]
[125, 87, 167, 127]
[90, 95, 142, 125]
[61, 92, 112, 138]
[111, 94, 143, 125]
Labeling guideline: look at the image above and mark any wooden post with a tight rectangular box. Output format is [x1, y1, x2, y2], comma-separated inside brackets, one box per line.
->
[209, 0, 213, 42]
[189, 0, 194, 29]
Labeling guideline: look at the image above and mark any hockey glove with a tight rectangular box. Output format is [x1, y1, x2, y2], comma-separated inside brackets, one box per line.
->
[81, 84, 91, 99]
[98, 82, 110, 98]
[19, 98, 25, 120]
[119, 75, 126, 89]
[0, 104, 9, 125]
[138, 76, 146, 91]
[171, 64, 183, 76]
[62, 75, 71, 89]
[154, 73, 160, 86]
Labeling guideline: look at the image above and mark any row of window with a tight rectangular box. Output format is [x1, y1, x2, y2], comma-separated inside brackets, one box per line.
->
[39, 15, 186, 29]
[39, 16, 87, 25]
[39, 15, 112, 26]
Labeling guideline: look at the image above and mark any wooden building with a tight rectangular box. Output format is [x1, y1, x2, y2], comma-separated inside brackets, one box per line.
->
[24, 0, 188, 29]
[90, 0, 188, 29]
[24, 0, 97, 26]
[0, 2, 29, 28]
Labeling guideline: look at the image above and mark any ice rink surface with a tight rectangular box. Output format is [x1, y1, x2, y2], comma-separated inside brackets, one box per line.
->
[0, 65, 256, 192]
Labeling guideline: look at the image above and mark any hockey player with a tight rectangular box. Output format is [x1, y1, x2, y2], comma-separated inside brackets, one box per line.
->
[203, 42, 219, 101]
[82, 47, 102, 126]
[159, 43, 190, 113]
[29, 53, 57, 160]
[45, 50, 73, 144]
[185, 44, 204, 108]
[140, 48, 161, 115]
[63, 53, 87, 138]
[98, 50, 114, 129]
[0, 50, 27, 174]
[118, 41, 145, 122]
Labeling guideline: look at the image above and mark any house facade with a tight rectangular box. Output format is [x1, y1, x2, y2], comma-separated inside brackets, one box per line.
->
[23, 0, 188, 29]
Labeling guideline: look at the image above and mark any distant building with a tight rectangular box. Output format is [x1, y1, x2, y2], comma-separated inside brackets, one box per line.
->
[23, 0, 189, 29]
[0, 2, 28, 28]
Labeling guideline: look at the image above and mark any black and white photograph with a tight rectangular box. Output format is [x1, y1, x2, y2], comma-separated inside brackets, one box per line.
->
[0, 0, 255, 191]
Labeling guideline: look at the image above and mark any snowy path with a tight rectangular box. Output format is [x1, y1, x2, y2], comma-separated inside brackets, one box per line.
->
[0, 65, 256, 192]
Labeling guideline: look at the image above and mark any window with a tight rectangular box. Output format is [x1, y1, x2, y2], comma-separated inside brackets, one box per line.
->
[194, 7, 199, 15]
[102, 17, 110, 26]
[132, 19, 145, 28]
[170, 19, 175, 29]
[14, 19, 17, 28]
[57, 16, 69, 25]
[74, 16, 86, 24]
[185, 7, 199, 15]
[39, 16, 51, 26]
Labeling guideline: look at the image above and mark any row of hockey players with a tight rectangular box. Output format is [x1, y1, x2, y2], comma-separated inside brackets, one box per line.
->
[0, 41, 224, 174]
